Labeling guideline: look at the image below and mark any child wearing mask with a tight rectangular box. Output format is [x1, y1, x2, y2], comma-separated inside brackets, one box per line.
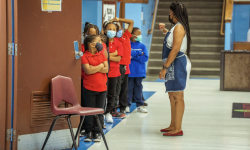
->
[109, 17, 134, 114]
[80, 23, 108, 135]
[81, 35, 108, 142]
[103, 21, 125, 123]
[127, 27, 149, 113]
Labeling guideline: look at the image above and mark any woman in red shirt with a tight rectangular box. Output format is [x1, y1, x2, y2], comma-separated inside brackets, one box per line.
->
[103, 21, 125, 123]
[81, 35, 108, 142]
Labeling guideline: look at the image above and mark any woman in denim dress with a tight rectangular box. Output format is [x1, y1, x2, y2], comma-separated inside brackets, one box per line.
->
[159, 1, 192, 136]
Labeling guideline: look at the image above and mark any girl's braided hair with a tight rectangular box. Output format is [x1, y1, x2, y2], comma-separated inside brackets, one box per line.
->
[170, 1, 191, 58]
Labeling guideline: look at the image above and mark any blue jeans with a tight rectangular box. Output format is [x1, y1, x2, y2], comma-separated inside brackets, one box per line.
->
[127, 77, 144, 107]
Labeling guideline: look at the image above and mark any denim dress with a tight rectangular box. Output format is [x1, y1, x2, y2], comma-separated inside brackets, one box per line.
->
[162, 32, 191, 92]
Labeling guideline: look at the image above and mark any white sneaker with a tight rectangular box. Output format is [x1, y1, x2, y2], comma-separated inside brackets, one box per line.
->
[105, 113, 113, 124]
[137, 106, 148, 113]
[125, 106, 130, 113]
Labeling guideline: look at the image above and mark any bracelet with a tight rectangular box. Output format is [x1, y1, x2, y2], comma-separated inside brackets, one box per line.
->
[163, 65, 168, 70]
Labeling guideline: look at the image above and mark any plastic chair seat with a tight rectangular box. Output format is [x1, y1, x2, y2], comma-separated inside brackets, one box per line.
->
[52, 105, 104, 116]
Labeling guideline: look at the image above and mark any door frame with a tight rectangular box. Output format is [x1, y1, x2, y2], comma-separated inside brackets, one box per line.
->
[0, 0, 7, 149]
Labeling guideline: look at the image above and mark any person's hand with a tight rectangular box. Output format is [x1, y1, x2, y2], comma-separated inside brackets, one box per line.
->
[99, 63, 104, 68]
[114, 50, 118, 55]
[142, 52, 144, 55]
[159, 23, 165, 31]
[159, 68, 167, 80]
[110, 17, 119, 22]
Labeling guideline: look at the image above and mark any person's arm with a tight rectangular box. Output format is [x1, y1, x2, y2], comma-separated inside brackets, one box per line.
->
[159, 24, 185, 80]
[131, 50, 143, 58]
[110, 56, 121, 62]
[131, 45, 149, 63]
[82, 63, 104, 75]
[109, 50, 118, 56]
[111, 17, 134, 33]
[110, 40, 123, 62]
[98, 61, 109, 73]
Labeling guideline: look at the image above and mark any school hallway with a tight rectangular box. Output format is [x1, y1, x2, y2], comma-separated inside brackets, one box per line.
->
[74, 79, 250, 150]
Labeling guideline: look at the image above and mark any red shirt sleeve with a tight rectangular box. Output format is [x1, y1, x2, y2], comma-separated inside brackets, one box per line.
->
[123, 30, 132, 39]
[81, 44, 85, 53]
[81, 55, 89, 64]
[116, 40, 123, 56]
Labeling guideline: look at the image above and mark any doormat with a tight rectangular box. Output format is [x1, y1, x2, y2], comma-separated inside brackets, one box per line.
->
[232, 103, 250, 118]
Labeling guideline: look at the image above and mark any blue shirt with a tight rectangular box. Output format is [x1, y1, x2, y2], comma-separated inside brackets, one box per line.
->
[129, 41, 149, 78]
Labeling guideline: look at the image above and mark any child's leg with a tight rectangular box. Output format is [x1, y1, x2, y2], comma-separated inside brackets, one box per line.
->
[94, 91, 107, 133]
[134, 77, 144, 107]
[82, 87, 97, 134]
[119, 73, 128, 112]
[115, 65, 126, 108]
[105, 77, 117, 114]
[127, 77, 135, 107]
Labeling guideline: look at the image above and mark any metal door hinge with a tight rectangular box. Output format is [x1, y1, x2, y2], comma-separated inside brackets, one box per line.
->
[8, 43, 12, 55]
[8, 43, 17, 56]
[6, 129, 16, 141]
[15, 44, 17, 56]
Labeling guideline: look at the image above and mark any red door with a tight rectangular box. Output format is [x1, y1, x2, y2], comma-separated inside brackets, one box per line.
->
[5, 0, 82, 149]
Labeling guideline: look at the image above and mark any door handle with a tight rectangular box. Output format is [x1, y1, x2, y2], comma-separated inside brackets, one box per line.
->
[74, 41, 83, 59]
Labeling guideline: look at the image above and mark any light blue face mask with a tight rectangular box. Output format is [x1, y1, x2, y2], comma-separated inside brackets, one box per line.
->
[117, 30, 123, 38]
[135, 35, 142, 42]
[107, 30, 116, 38]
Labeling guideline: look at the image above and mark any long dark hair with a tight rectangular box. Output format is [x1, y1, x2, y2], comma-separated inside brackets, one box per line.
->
[84, 35, 99, 51]
[83, 22, 99, 36]
[170, 1, 191, 58]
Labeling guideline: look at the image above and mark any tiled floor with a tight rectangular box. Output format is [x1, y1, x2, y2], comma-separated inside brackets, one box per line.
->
[85, 79, 250, 150]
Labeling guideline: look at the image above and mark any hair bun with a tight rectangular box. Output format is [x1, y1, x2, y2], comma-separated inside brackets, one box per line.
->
[85, 22, 92, 27]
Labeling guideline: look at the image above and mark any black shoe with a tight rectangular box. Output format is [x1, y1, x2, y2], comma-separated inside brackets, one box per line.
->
[93, 133, 102, 142]
[119, 107, 126, 114]
[143, 102, 148, 106]
[84, 132, 93, 142]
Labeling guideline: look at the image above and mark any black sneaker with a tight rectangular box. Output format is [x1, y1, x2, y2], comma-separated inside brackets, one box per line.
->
[93, 133, 102, 142]
[143, 102, 148, 106]
[119, 107, 126, 114]
[84, 132, 93, 142]
[111, 111, 126, 118]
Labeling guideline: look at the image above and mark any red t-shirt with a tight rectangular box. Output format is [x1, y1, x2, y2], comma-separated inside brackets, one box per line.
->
[108, 38, 123, 78]
[125, 64, 130, 75]
[81, 43, 107, 79]
[81, 51, 108, 92]
[117, 30, 132, 65]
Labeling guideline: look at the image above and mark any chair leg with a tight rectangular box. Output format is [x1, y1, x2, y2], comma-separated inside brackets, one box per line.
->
[71, 116, 85, 149]
[41, 115, 61, 150]
[67, 115, 78, 150]
[95, 115, 109, 150]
